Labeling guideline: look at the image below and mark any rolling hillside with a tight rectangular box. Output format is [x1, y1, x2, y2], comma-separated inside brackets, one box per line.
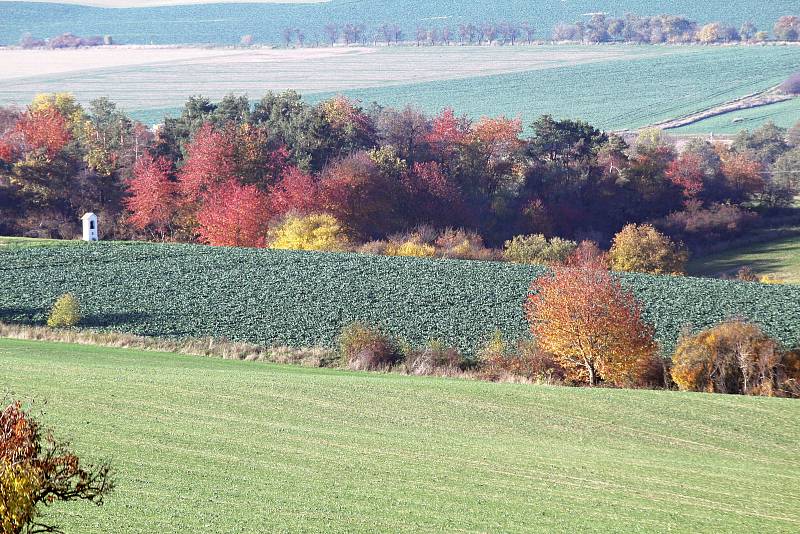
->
[0, 0, 797, 45]
[1, 338, 798, 532]
[1, 242, 799, 354]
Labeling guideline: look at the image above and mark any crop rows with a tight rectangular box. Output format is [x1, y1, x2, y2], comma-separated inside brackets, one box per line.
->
[322, 46, 799, 131]
[2, 242, 800, 355]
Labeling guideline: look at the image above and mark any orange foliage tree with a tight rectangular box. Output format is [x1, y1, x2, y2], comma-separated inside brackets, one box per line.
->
[196, 179, 270, 247]
[671, 320, 798, 396]
[526, 256, 658, 386]
[1, 400, 113, 534]
[470, 115, 522, 160]
[719, 150, 765, 201]
[15, 108, 71, 158]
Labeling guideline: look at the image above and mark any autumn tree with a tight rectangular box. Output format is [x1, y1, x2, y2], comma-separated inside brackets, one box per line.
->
[177, 122, 236, 202]
[402, 160, 464, 227]
[15, 108, 71, 158]
[719, 149, 765, 201]
[426, 108, 470, 156]
[774, 16, 800, 41]
[268, 166, 319, 216]
[471, 115, 522, 161]
[124, 152, 177, 236]
[195, 180, 270, 247]
[666, 152, 705, 199]
[374, 106, 430, 164]
[319, 151, 404, 238]
[1, 400, 114, 534]
[526, 256, 658, 386]
[227, 123, 290, 191]
[609, 223, 688, 275]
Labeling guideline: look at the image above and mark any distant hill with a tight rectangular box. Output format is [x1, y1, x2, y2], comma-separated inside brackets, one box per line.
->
[0, 0, 796, 45]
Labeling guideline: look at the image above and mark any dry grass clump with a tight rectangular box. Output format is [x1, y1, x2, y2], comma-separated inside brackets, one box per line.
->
[0, 323, 335, 367]
[402, 340, 465, 376]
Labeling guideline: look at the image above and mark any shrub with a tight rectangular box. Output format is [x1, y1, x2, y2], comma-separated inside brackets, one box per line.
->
[403, 340, 464, 375]
[47, 293, 80, 327]
[357, 240, 389, 255]
[434, 228, 496, 261]
[671, 320, 794, 396]
[735, 266, 759, 282]
[609, 224, 687, 275]
[269, 213, 350, 252]
[477, 332, 564, 383]
[1, 400, 113, 534]
[655, 201, 758, 248]
[386, 240, 436, 258]
[779, 72, 800, 95]
[502, 234, 577, 265]
[338, 322, 400, 371]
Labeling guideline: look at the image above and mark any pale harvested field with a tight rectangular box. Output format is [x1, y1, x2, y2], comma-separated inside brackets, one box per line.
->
[0, 0, 325, 6]
[0, 44, 668, 112]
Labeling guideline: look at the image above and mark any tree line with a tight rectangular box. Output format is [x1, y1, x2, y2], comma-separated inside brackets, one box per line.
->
[1, 92, 799, 260]
[276, 15, 800, 47]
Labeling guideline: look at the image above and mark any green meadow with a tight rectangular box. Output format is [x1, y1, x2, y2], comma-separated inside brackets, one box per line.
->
[2, 338, 799, 532]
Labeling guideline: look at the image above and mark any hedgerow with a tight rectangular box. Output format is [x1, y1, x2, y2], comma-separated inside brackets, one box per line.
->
[1, 242, 799, 355]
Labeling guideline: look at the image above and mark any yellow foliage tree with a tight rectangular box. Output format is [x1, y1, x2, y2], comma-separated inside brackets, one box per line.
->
[269, 213, 350, 252]
[609, 224, 688, 275]
[696, 23, 723, 43]
[47, 293, 81, 328]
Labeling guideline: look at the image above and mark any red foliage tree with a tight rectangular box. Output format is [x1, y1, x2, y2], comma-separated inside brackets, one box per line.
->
[319, 152, 403, 238]
[402, 160, 464, 225]
[124, 153, 177, 234]
[195, 179, 270, 247]
[666, 152, 705, 199]
[526, 256, 658, 386]
[178, 123, 236, 202]
[268, 165, 319, 216]
[426, 108, 470, 153]
[15, 108, 71, 158]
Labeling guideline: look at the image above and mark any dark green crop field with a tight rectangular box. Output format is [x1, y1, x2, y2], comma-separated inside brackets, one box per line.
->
[1, 242, 799, 354]
[2, 338, 799, 533]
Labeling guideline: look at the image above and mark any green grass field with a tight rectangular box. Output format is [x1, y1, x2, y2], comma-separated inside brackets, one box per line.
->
[671, 97, 800, 135]
[2, 338, 799, 533]
[0, 236, 79, 249]
[689, 232, 800, 283]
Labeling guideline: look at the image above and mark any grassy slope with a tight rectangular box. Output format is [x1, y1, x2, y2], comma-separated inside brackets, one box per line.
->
[689, 233, 800, 283]
[2, 338, 799, 533]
